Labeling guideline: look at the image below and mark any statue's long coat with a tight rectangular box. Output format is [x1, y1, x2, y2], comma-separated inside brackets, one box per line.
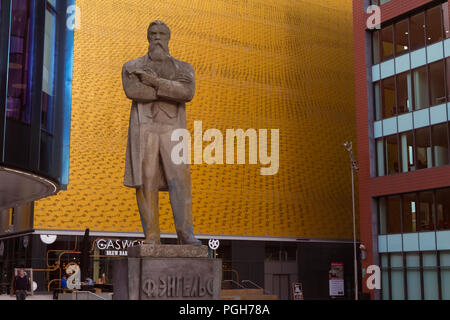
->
[121, 54, 195, 189]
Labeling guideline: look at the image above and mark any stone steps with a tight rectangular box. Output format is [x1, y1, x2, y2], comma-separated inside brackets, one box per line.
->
[220, 289, 278, 300]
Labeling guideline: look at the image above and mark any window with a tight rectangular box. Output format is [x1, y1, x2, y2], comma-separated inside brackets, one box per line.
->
[432, 123, 449, 168]
[378, 188, 450, 234]
[395, 19, 410, 56]
[379, 197, 387, 235]
[426, 5, 444, 46]
[415, 127, 431, 170]
[446, 58, 450, 101]
[376, 137, 385, 176]
[396, 71, 413, 115]
[377, 124, 450, 176]
[436, 189, 450, 231]
[385, 134, 399, 175]
[6, 0, 32, 123]
[423, 253, 439, 300]
[373, 30, 380, 65]
[387, 196, 402, 234]
[418, 191, 435, 232]
[42, 2, 58, 133]
[441, 252, 450, 300]
[381, 25, 394, 62]
[400, 131, 415, 173]
[444, 2, 450, 39]
[382, 76, 396, 118]
[413, 66, 429, 111]
[429, 60, 446, 107]
[410, 12, 426, 51]
[374, 82, 382, 121]
[406, 253, 422, 300]
[390, 253, 405, 300]
[381, 250, 450, 300]
[381, 254, 390, 300]
[403, 193, 418, 233]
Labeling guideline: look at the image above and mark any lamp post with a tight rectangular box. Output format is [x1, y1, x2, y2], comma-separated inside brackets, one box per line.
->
[344, 141, 359, 301]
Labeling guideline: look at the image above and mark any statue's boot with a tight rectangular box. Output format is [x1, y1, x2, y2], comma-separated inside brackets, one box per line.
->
[136, 188, 161, 244]
[168, 179, 202, 246]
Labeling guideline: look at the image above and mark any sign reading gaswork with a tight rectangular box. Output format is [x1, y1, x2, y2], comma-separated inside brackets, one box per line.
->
[136, 258, 222, 300]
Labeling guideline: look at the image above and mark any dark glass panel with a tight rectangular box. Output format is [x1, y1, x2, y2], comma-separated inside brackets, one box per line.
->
[436, 188, 450, 231]
[396, 72, 412, 115]
[426, 5, 444, 45]
[382, 76, 396, 118]
[410, 12, 426, 51]
[373, 31, 380, 65]
[432, 123, 449, 167]
[400, 131, 415, 173]
[6, 0, 32, 124]
[385, 134, 399, 175]
[387, 196, 402, 234]
[415, 127, 431, 170]
[429, 60, 446, 107]
[413, 66, 429, 111]
[395, 19, 409, 56]
[381, 25, 394, 61]
[402, 193, 418, 233]
[418, 191, 435, 232]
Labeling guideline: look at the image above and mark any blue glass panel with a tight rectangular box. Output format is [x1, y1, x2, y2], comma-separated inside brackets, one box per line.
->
[6, 0, 31, 124]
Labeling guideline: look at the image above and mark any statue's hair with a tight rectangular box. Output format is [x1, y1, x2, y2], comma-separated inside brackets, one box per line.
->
[147, 20, 171, 42]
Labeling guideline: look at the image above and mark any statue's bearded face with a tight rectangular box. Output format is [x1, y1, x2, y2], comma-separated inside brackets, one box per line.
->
[148, 24, 170, 61]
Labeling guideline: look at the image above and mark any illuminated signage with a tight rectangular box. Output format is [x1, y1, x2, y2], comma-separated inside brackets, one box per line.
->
[96, 239, 143, 256]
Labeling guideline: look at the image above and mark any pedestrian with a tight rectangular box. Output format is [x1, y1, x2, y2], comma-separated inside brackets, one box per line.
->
[61, 274, 68, 289]
[13, 268, 30, 300]
[83, 276, 94, 286]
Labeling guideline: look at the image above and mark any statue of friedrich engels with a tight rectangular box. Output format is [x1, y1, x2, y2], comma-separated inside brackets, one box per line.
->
[122, 20, 201, 246]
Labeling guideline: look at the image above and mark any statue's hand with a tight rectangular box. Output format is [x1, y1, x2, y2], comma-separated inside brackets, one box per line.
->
[134, 70, 160, 88]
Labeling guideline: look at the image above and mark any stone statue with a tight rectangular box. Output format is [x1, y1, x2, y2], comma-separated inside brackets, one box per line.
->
[122, 20, 201, 246]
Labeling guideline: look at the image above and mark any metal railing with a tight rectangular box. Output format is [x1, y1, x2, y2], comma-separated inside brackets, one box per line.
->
[75, 291, 108, 300]
[222, 280, 245, 289]
[241, 280, 272, 295]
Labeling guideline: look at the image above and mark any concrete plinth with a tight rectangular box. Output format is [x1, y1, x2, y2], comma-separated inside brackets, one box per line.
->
[113, 244, 222, 300]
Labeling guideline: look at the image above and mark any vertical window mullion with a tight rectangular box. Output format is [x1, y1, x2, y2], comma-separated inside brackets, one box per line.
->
[437, 250, 442, 300]
[432, 189, 437, 232]
[0, 0, 12, 163]
[403, 253, 408, 300]
[420, 252, 425, 300]
[393, 22, 397, 59]
[388, 253, 392, 300]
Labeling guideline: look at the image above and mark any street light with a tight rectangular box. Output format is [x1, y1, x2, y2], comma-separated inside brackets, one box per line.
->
[344, 141, 359, 301]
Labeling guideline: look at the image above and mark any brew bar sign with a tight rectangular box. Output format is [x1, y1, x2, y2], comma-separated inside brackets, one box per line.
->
[96, 239, 144, 256]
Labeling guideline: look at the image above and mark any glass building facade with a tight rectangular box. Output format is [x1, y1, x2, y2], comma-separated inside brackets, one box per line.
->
[0, 0, 74, 207]
[0, 0, 74, 294]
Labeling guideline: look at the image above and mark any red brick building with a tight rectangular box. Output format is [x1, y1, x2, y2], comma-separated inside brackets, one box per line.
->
[354, 0, 450, 300]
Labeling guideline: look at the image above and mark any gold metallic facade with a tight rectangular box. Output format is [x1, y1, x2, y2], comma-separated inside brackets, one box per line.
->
[34, 0, 356, 239]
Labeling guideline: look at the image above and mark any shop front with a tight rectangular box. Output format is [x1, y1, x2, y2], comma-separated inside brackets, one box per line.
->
[0, 233, 146, 295]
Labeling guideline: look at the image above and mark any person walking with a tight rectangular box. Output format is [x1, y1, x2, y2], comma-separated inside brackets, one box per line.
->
[13, 268, 30, 300]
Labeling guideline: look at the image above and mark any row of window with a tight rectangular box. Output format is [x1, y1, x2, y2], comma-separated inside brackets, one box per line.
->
[376, 123, 449, 177]
[5, 0, 58, 133]
[372, 2, 450, 65]
[378, 187, 450, 234]
[374, 58, 450, 121]
[380, 251, 450, 300]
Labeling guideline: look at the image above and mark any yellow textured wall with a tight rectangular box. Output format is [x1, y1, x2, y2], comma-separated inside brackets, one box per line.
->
[34, 0, 356, 239]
